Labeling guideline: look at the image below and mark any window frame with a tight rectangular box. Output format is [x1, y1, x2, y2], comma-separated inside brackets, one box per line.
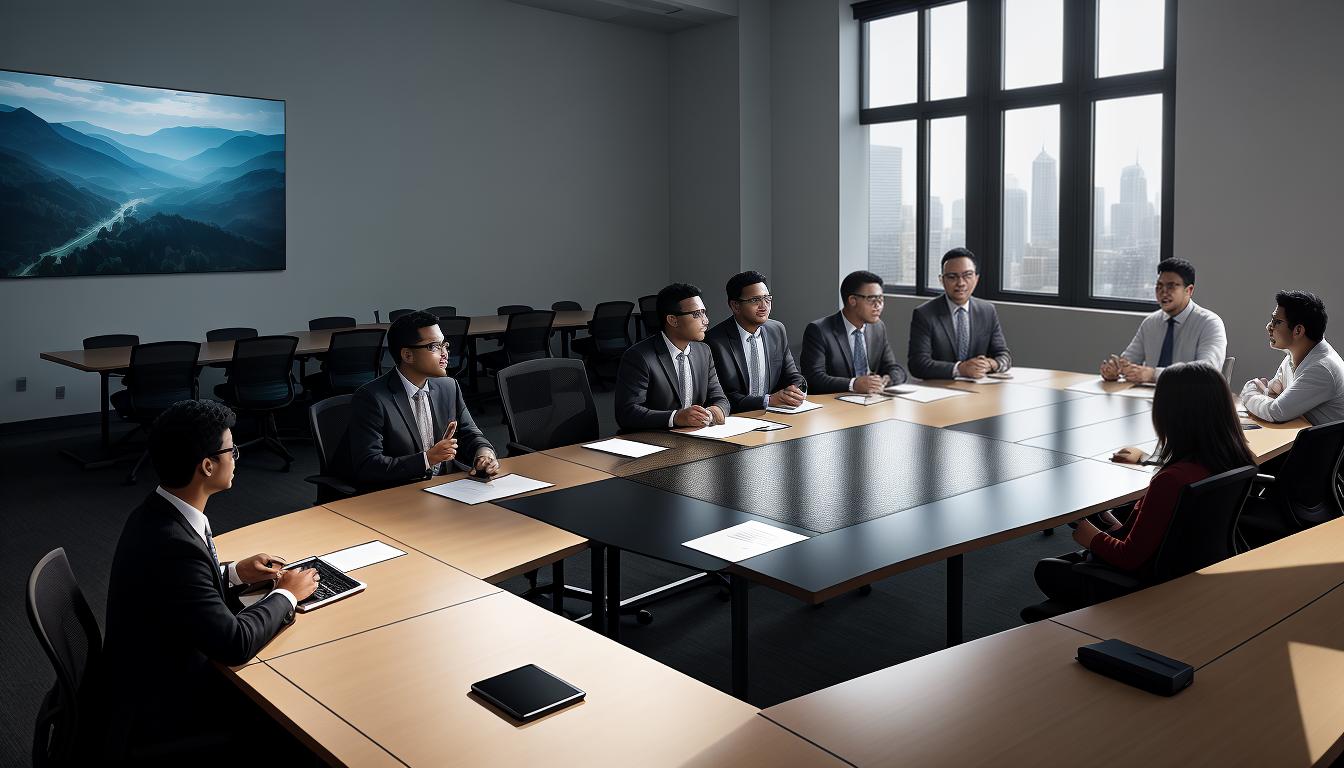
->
[855, 0, 1178, 312]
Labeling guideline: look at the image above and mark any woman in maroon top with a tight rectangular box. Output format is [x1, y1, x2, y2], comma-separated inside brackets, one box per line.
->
[1023, 362, 1256, 619]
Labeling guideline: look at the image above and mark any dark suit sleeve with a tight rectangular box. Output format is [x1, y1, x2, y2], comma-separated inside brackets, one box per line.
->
[348, 385, 427, 486]
[449, 381, 494, 470]
[704, 351, 730, 417]
[800, 321, 851, 394]
[908, 306, 955, 380]
[166, 539, 290, 667]
[875, 325, 908, 385]
[615, 347, 675, 431]
[985, 305, 1013, 373]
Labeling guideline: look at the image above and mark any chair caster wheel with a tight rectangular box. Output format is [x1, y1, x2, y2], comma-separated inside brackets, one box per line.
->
[636, 610, 653, 625]
[717, 589, 731, 602]
[857, 584, 873, 596]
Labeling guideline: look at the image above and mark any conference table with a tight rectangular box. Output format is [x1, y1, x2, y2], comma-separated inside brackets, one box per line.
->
[40, 311, 595, 465]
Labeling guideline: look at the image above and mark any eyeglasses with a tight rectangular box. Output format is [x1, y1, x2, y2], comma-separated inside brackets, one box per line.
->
[1154, 281, 1186, 292]
[672, 309, 709, 320]
[1268, 317, 1286, 327]
[733, 294, 773, 306]
[408, 341, 450, 355]
[206, 445, 240, 462]
[941, 271, 977, 283]
[848, 294, 885, 306]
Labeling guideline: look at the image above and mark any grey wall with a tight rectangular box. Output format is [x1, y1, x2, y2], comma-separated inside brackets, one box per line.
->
[0, 0, 669, 424]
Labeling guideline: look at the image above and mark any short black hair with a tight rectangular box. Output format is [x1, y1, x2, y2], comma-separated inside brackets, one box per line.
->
[1157, 258, 1196, 286]
[388, 310, 441, 360]
[150, 399, 236, 488]
[656, 283, 702, 329]
[841, 270, 883, 302]
[940, 247, 978, 271]
[1276, 290, 1328, 342]
[726, 270, 768, 301]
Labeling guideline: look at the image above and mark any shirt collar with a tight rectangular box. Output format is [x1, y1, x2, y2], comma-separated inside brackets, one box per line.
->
[946, 295, 971, 315]
[736, 321, 761, 344]
[661, 332, 689, 359]
[396, 367, 429, 401]
[155, 486, 210, 542]
[1295, 339, 1332, 371]
[842, 312, 865, 335]
[1165, 300, 1196, 324]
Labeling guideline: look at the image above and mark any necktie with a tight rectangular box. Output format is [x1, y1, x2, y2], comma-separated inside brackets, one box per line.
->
[955, 307, 970, 362]
[203, 522, 220, 571]
[677, 351, 692, 408]
[1157, 317, 1176, 368]
[747, 333, 763, 398]
[413, 389, 438, 475]
[852, 328, 869, 377]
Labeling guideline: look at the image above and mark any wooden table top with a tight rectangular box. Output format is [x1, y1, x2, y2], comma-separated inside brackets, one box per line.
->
[266, 591, 845, 767]
[323, 452, 603, 582]
[213, 506, 497, 663]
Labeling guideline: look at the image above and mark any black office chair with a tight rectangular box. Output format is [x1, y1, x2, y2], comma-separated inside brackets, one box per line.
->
[438, 316, 472, 381]
[572, 300, 633, 385]
[387, 308, 415, 322]
[302, 329, 385, 398]
[305, 394, 358, 504]
[83, 334, 138, 402]
[1221, 355, 1237, 383]
[636, 294, 660, 338]
[308, 316, 357, 331]
[110, 341, 201, 484]
[551, 301, 582, 311]
[496, 358, 599, 456]
[497, 304, 533, 316]
[424, 305, 457, 318]
[28, 548, 101, 768]
[1022, 464, 1259, 621]
[215, 336, 299, 471]
[478, 310, 555, 375]
[1239, 420, 1344, 546]
[204, 328, 258, 373]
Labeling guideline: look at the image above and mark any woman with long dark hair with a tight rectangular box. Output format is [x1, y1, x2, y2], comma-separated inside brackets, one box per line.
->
[1022, 361, 1256, 619]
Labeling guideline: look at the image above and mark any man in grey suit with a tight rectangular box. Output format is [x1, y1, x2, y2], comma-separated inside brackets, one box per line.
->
[908, 248, 1013, 379]
[339, 311, 498, 493]
[801, 270, 909, 394]
[615, 282, 730, 431]
[705, 270, 807, 413]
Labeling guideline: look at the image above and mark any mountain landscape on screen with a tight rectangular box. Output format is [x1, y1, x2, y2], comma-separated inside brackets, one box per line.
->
[0, 71, 284, 278]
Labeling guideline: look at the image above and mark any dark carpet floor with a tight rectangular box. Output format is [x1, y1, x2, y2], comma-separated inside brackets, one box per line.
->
[0, 388, 1072, 766]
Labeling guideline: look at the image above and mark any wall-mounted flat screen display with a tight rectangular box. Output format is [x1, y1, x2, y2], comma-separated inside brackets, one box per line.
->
[0, 69, 284, 278]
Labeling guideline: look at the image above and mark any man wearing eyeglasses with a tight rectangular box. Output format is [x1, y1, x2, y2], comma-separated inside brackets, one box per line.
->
[99, 399, 320, 759]
[801, 270, 908, 394]
[616, 282, 730, 431]
[705, 270, 807, 413]
[340, 310, 497, 492]
[908, 248, 1012, 380]
[1100, 258, 1226, 383]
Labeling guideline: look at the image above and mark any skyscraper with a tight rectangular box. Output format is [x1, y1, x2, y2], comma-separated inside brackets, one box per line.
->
[1093, 186, 1106, 239]
[1003, 184, 1028, 287]
[950, 198, 966, 252]
[927, 196, 944, 281]
[1031, 148, 1058, 247]
[868, 144, 905, 283]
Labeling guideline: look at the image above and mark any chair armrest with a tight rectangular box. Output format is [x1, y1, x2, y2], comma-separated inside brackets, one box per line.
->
[1071, 561, 1142, 592]
[303, 475, 357, 497]
[1254, 473, 1277, 485]
[506, 441, 536, 457]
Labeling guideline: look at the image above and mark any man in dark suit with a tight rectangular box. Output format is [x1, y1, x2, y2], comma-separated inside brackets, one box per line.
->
[616, 282, 730, 431]
[339, 311, 498, 492]
[800, 270, 909, 394]
[705, 270, 807, 412]
[100, 399, 320, 759]
[908, 247, 1013, 379]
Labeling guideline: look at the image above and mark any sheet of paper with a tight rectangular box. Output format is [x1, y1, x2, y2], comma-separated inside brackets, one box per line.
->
[891, 386, 970, 403]
[320, 540, 407, 572]
[423, 474, 554, 505]
[838, 394, 892, 406]
[1065, 378, 1133, 395]
[885, 384, 917, 394]
[1115, 385, 1156, 399]
[581, 438, 668, 458]
[766, 399, 823, 414]
[681, 520, 810, 562]
[681, 416, 776, 439]
[954, 376, 1004, 385]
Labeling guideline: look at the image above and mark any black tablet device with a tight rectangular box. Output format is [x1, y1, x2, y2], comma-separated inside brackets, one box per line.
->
[470, 664, 585, 722]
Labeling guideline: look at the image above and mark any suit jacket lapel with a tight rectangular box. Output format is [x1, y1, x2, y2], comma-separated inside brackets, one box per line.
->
[155, 494, 226, 600]
[937, 299, 958, 350]
[653, 340, 680, 400]
[831, 312, 855, 376]
[726, 324, 749, 385]
[387, 372, 422, 451]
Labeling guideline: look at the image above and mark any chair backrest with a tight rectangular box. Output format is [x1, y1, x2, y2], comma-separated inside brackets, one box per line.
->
[551, 301, 582, 311]
[309, 316, 356, 331]
[637, 294, 660, 335]
[1148, 464, 1258, 583]
[497, 304, 533, 316]
[1221, 355, 1236, 382]
[502, 310, 555, 364]
[27, 548, 101, 766]
[83, 334, 138, 349]
[127, 341, 200, 415]
[206, 327, 258, 343]
[325, 329, 385, 392]
[308, 394, 354, 476]
[438, 316, 472, 376]
[497, 358, 599, 451]
[589, 301, 634, 353]
[424, 305, 457, 318]
[388, 308, 415, 322]
[227, 335, 298, 408]
[1274, 419, 1344, 526]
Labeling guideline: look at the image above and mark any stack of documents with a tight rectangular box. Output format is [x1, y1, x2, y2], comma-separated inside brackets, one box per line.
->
[681, 416, 783, 439]
[766, 399, 823, 414]
[423, 474, 554, 505]
[581, 438, 668, 458]
[682, 521, 809, 562]
[889, 385, 970, 403]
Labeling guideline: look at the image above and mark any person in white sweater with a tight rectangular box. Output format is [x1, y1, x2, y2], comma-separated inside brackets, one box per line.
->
[1240, 290, 1344, 426]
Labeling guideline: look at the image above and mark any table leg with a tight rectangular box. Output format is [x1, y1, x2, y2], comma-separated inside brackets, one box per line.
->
[551, 559, 565, 615]
[946, 554, 963, 647]
[607, 547, 621, 642]
[99, 371, 110, 451]
[589, 544, 606, 634]
[731, 573, 748, 700]
[561, 330, 572, 359]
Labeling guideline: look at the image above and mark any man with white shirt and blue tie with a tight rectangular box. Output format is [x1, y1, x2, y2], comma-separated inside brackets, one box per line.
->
[1240, 290, 1344, 425]
[1101, 258, 1226, 383]
[705, 270, 807, 413]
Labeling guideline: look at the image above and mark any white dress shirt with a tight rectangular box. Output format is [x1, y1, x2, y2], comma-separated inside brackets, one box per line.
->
[1240, 340, 1344, 425]
[737, 321, 770, 411]
[662, 332, 691, 427]
[155, 486, 297, 611]
[1120, 300, 1227, 380]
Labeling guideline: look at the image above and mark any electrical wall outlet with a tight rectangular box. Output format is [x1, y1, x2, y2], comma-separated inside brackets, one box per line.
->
[55, 385, 65, 400]
[15, 377, 25, 392]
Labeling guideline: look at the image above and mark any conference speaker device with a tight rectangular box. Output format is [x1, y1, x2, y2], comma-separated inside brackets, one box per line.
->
[1076, 638, 1193, 696]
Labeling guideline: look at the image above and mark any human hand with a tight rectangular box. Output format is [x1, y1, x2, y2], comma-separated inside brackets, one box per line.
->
[1120, 361, 1155, 383]
[1110, 447, 1147, 465]
[852, 374, 886, 394]
[471, 450, 500, 478]
[707, 405, 726, 425]
[235, 553, 285, 585]
[957, 358, 991, 378]
[427, 421, 458, 465]
[769, 385, 806, 408]
[674, 405, 714, 428]
[1267, 379, 1284, 397]
[277, 566, 319, 602]
[1098, 510, 1124, 531]
[1100, 356, 1121, 381]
